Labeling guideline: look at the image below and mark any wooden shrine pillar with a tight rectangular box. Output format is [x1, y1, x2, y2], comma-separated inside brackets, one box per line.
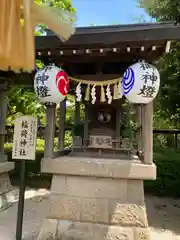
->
[115, 107, 121, 147]
[74, 101, 81, 125]
[142, 102, 153, 164]
[58, 99, 66, 151]
[72, 101, 81, 144]
[83, 103, 89, 145]
[0, 84, 8, 162]
[137, 104, 143, 151]
[44, 103, 56, 158]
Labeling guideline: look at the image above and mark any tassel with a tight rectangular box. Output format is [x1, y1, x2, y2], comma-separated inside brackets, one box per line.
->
[100, 85, 106, 102]
[76, 82, 82, 102]
[118, 81, 123, 99]
[106, 84, 112, 104]
[113, 83, 118, 100]
[84, 84, 90, 101]
[91, 85, 96, 104]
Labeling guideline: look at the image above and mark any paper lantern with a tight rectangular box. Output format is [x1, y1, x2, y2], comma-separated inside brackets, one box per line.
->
[34, 65, 69, 104]
[122, 61, 160, 104]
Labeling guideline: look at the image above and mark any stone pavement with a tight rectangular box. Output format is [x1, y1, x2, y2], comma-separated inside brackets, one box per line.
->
[0, 188, 179, 240]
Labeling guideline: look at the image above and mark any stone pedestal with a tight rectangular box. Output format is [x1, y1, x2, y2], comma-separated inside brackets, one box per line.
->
[0, 162, 14, 211]
[38, 157, 156, 240]
[0, 83, 15, 211]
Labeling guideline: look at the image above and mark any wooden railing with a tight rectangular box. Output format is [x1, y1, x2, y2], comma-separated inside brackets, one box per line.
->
[153, 129, 180, 149]
[4, 125, 180, 149]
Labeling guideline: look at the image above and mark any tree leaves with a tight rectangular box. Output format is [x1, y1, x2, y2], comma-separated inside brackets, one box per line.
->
[138, 0, 180, 125]
[34, 0, 75, 12]
[138, 0, 180, 22]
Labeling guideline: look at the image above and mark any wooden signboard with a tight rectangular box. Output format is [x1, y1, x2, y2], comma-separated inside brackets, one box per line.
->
[12, 116, 38, 160]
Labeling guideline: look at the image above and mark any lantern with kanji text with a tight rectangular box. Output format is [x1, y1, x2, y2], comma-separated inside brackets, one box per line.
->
[34, 65, 69, 104]
[122, 61, 160, 104]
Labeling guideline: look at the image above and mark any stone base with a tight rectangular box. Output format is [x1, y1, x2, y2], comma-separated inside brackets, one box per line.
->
[0, 161, 14, 174]
[38, 157, 155, 240]
[38, 219, 150, 240]
[0, 152, 7, 163]
[41, 156, 156, 180]
[0, 162, 14, 211]
[37, 175, 150, 240]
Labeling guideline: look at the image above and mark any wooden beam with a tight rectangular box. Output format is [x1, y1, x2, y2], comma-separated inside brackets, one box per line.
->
[137, 104, 143, 151]
[36, 49, 165, 65]
[74, 101, 81, 125]
[142, 102, 153, 164]
[73, 100, 81, 142]
[115, 107, 121, 147]
[44, 104, 56, 158]
[0, 83, 8, 162]
[73, 74, 122, 81]
[36, 42, 165, 56]
[83, 104, 89, 145]
[96, 62, 104, 74]
[58, 99, 66, 151]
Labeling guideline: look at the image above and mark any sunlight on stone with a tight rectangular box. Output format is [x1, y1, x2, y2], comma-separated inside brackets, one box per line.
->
[150, 228, 180, 240]
[6, 188, 50, 203]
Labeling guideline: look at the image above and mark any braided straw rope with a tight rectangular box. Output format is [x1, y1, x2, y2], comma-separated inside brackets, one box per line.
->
[68, 75, 122, 86]
[69, 75, 123, 102]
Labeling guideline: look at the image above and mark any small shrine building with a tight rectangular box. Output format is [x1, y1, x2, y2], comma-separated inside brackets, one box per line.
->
[0, 21, 180, 239]
[34, 22, 180, 240]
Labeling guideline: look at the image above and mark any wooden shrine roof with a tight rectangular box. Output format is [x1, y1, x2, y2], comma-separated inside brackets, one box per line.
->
[35, 21, 180, 67]
[36, 21, 180, 50]
[2, 21, 180, 87]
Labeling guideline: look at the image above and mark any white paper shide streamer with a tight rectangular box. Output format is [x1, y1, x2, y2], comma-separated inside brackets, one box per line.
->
[75, 83, 82, 102]
[91, 85, 96, 104]
[118, 82, 123, 99]
[106, 84, 112, 104]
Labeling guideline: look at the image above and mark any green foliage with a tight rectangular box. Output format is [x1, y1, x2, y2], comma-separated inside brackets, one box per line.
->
[64, 131, 73, 146]
[156, 43, 180, 123]
[72, 123, 84, 137]
[145, 147, 180, 197]
[137, 0, 180, 125]
[35, 0, 75, 12]
[65, 95, 75, 125]
[7, 86, 46, 125]
[138, 0, 180, 22]
[131, 15, 152, 23]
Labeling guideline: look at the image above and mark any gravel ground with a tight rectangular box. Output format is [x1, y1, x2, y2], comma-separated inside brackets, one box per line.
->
[0, 188, 180, 239]
[0, 188, 50, 240]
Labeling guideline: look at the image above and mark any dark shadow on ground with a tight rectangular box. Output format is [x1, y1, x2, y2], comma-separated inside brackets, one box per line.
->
[10, 172, 52, 189]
